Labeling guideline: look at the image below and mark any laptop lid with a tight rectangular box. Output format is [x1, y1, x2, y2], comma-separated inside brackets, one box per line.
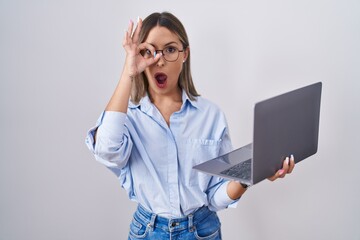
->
[252, 82, 322, 184]
[193, 82, 322, 186]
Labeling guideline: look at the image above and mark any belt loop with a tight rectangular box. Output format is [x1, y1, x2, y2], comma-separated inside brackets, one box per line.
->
[188, 213, 194, 232]
[148, 213, 157, 231]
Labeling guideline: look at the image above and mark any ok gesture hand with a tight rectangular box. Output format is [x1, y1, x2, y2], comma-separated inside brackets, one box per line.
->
[122, 18, 161, 78]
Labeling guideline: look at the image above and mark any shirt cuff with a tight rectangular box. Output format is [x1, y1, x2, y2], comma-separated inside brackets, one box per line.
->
[214, 181, 240, 209]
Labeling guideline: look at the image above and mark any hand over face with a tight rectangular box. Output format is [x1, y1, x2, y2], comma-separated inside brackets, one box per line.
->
[122, 18, 161, 77]
[268, 155, 295, 181]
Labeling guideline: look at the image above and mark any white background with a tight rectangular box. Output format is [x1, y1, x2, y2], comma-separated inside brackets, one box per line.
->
[1, 0, 359, 239]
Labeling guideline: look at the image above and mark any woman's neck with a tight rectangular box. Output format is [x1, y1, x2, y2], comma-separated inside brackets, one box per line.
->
[149, 88, 183, 126]
[149, 87, 182, 106]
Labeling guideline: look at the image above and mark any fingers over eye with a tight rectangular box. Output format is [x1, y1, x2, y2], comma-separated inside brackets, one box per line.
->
[138, 43, 154, 52]
[123, 21, 133, 47]
[127, 20, 134, 36]
[132, 17, 142, 43]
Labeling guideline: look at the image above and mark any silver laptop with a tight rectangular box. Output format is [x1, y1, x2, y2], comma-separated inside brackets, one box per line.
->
[193, 82, 322, 186]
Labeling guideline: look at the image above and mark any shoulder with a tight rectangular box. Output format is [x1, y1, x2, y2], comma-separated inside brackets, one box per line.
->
[193, 96, 223, 114]
[190, 96, 228, 125]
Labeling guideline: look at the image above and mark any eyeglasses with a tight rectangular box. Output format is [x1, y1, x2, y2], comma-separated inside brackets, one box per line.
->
[141, 46, 184, 62]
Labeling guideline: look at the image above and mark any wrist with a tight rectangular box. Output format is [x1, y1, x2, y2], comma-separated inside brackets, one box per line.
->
[227, 181, 247, 200]
[120, 70, 137, 85]
[122, 65, 138, 80]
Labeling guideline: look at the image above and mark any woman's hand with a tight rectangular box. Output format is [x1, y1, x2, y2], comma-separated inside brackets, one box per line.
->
[122, 18, 161, 78]
[267, 155, 295, 181]
[226, 155, 295, 200]
[105, 17, 162, 113]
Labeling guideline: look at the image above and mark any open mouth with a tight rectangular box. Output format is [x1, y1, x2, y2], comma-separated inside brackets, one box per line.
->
[154, 72, 167, 88]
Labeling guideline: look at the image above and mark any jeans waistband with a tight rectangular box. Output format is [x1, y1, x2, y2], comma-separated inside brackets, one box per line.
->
[135, 205, 213, 232]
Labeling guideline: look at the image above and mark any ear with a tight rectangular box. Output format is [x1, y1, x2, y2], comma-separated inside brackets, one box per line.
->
[183, 46, 190, 62]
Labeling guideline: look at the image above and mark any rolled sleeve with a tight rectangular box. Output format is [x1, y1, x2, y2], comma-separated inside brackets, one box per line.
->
[206, 179, 239, 212]
[85, 111, 133, 169]
[96, 111, 128, 142]
[85, 111, 105, 153]
[206, 125, 239, 210]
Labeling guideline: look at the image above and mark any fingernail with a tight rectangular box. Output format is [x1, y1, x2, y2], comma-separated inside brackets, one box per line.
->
[291, 154, 294, 160]
[279, 169, 285, 175]
[285, 157, 289, 165]
[153, 51, 157, 58]
[137, 16, 140, 23]
[129, 19, 133, 24]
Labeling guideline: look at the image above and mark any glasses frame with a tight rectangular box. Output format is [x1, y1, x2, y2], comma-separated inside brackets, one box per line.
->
[146, 47, 185, 62]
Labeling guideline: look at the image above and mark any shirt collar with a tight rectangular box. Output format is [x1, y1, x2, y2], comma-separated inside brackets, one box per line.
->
[128, 90, 200, 112]
[181, 89, 200, 110]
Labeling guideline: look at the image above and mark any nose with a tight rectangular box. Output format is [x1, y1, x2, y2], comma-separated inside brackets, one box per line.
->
[156, 52, 165, 67]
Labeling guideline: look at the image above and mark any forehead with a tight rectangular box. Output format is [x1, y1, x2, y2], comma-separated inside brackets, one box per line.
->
[144, 26, 182, 46]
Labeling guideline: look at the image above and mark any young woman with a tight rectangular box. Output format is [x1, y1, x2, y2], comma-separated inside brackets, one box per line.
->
[85, 12, 295, 240]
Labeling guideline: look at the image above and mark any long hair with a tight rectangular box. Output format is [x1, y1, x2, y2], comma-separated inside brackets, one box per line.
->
[131, 12, 200, 104]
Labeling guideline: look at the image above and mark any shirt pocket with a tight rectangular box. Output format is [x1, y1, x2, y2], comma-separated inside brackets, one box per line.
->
[185, 139, 222, 187]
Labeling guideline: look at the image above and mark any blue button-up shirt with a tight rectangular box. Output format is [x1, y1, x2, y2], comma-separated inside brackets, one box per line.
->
[85, 91, 238, 218]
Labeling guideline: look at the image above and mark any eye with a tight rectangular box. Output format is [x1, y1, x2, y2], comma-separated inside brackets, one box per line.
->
[165, 46, 177, 54]
[141, 49, 152, 58]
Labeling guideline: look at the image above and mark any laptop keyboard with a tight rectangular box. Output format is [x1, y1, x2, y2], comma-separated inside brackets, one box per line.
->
[220, 159, 251, 180]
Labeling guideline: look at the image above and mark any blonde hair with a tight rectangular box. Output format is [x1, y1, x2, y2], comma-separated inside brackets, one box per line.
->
[131, 12, 200, 104]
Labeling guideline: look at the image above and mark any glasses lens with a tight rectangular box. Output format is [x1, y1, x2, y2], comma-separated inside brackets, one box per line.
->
[163, 47, 179, 62]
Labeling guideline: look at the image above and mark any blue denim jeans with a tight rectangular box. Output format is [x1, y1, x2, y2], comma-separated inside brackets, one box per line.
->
[128, 205, 222, 240]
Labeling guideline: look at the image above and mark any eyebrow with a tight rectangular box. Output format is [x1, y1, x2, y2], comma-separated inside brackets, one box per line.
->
[147, 41, 180, 48]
